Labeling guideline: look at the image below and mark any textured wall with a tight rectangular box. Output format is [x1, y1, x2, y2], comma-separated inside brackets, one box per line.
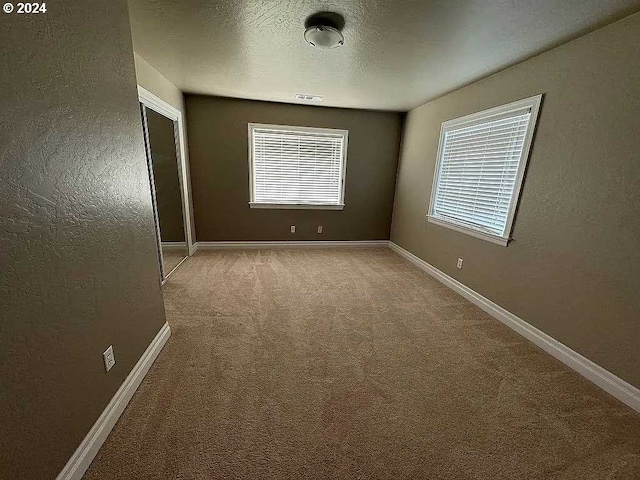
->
[186, 96, 403, 241]
[391, 13, 640, 387]
[0, 1, 167, 477]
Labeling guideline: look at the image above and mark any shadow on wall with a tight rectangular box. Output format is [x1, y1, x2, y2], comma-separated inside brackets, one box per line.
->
[0, 0, 167, 477]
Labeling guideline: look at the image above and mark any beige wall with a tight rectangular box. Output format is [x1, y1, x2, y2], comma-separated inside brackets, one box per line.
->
[186, 96, 403, 241]
[134, 52, 196, 243]
[0, 1, 167, 477]
[134, 52, 185, 112]
[391, 13, 640, 388]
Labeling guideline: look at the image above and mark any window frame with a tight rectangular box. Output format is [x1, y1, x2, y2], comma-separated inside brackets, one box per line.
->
[247, 123, 349, 210]
[427, 94, 543, 246]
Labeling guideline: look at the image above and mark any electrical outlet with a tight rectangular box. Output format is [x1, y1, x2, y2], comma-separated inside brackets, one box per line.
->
[317, 226, 323, 234]
[290, 225, 296, 233]
[456, 258, 464, 269]
[103, 345, 116, 372]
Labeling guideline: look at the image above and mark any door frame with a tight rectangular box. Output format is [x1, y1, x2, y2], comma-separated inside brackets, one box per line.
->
[138, 85, 196, 256]
[139, 104, 167, 281]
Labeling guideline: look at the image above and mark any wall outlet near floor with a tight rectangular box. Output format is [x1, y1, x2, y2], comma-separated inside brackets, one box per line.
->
[317, 226, 323, 234]
[290, 225, 296, 233]
[103, 345, 116, 372]
[457, 258, 464, 269]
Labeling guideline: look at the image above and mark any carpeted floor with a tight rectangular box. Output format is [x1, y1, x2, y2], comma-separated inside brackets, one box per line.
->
[162, 248, 187, 276]
[84, 248, 640, 479]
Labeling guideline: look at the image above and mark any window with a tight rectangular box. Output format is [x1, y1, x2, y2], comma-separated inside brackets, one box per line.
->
[427, 95, 542, 246]
[248, 123, 348, 209]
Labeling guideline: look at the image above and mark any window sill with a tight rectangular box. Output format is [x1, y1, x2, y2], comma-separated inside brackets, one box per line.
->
[250, 202, 345, 211]
[427, 215, 509, 246]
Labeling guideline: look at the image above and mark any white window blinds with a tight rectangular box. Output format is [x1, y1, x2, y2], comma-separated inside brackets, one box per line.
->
[249, 124, 348, 209]
[428, 95, 542, 245]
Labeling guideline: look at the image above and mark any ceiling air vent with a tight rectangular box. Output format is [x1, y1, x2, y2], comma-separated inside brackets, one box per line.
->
[295, 94, 324, 102]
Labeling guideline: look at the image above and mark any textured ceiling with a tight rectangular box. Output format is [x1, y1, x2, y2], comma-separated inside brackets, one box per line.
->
[128, 0, 640, 111]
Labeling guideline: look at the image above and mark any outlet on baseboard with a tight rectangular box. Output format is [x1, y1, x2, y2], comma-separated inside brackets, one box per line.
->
[317, 226, 323, 234]
[103, 345, 116, 372]
[290, 225, 296, 234]
[456, 258, 463, 269]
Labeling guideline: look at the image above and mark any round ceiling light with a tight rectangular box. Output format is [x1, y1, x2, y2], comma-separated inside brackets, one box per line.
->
[304, 25, 344, 49]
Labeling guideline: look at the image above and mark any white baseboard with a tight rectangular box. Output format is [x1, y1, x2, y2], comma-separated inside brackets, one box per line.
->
[56, 322, 171, 480]
[161, 242, 188, 251]
[196, 240, 390, 250]
[388, 242, 640, 413]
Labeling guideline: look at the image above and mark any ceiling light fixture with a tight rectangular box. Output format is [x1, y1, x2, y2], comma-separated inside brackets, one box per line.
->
[304, 24, 344, 49]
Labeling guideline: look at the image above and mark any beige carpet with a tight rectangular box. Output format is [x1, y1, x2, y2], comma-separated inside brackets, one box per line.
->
[161, 248, 187, 276]
[85, 248, 640, 479]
